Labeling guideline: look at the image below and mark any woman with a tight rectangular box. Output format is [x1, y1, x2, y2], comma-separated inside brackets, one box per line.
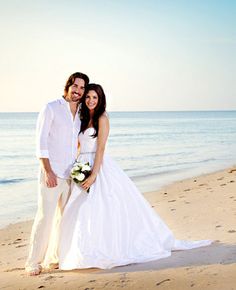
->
[58, 84, 211, 270]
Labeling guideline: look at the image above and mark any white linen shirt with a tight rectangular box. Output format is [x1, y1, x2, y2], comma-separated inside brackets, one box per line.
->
[36, 97, 81, 179]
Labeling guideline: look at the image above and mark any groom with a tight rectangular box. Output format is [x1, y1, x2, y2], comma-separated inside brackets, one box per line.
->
[25, 72, 89, 275]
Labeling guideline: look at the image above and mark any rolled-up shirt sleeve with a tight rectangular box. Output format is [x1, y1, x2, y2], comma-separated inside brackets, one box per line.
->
[36, 104, 54, 158]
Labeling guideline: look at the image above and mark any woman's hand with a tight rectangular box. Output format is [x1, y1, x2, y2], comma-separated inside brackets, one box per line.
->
[81, 174, 97, 192]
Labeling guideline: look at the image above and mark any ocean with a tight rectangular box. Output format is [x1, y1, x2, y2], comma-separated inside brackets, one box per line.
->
[0, 111, 236, 228]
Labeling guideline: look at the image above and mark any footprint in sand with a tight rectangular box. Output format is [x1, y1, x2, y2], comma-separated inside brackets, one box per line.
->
[17, 257, 26, 261]
[228, 230, 236, 233]
[16, 244, 27, 248]
[4, 267, 24, 272]
[215, 225, 222, 228]
[184, 189, 191, 192]
[220, 184, 226, 186]
[217, 177, 224, 180]
[184, 201, 190, 204]
[229, 180, 235, 183]
[199, 183, 207, 186]
[12, 238, 22, 244]
[168, 200, 176, 203]
[171, 208, 176, 211]
[44, 275, 56, 281]
[156, 279, 171, 286]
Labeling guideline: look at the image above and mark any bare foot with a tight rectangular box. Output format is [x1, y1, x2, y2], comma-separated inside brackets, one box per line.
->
[26, 265, 42, 276]
[49, 263, 59, 270]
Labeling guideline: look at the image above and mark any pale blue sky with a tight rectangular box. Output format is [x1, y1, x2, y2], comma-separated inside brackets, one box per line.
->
[0, 0, 235, 111]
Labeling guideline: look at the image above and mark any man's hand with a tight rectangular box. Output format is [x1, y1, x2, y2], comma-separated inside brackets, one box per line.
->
[40, 158, 57, 188]
[44, 170, 58, 188]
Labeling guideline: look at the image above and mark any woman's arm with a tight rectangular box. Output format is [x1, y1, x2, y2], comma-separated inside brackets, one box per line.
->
[81, 114, 109, 191]
[77, 141, 81, 157]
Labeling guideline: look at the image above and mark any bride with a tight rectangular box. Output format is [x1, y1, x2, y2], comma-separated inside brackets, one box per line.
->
[58, 83, 211, 270]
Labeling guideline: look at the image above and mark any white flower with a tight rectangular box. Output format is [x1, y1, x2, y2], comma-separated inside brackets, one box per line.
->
[81, 164, 91, 172]
[75, 173, 85, 182]
[76, 162, 83, 167]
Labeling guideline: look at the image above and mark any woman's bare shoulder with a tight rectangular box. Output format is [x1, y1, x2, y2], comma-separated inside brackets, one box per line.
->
[99, 112, 109, 121]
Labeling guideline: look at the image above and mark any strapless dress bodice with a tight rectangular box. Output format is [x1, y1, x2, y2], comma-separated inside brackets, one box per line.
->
[79, 127, 97, 154]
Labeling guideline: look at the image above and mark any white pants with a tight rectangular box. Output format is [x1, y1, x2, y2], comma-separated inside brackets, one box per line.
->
[25, 173, 71, 269]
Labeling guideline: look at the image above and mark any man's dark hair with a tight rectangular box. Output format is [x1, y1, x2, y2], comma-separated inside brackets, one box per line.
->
[64, 72, 89, 95]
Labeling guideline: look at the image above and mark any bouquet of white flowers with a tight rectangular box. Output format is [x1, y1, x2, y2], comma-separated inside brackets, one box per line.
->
[70, 161, 92, 193]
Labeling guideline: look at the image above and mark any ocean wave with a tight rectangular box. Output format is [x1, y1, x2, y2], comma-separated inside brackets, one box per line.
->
[130, 167, 189, 180]
[0, 178, 26, 185]
[123, 157, 217, 176]
[0, 154, 34, 159]
[115, 151, 192, 161]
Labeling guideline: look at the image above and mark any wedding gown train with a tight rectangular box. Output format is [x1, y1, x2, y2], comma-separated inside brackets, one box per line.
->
[58, 128, 212, 270]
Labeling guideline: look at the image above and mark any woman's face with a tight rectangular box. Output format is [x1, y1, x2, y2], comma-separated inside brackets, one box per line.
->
[85, 90, 99, 111]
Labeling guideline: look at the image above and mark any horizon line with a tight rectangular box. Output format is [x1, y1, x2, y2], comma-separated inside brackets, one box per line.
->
[1, 109, 236, 113]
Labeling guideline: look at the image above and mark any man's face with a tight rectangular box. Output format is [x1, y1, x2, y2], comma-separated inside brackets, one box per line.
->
[66, 78, 85, 103]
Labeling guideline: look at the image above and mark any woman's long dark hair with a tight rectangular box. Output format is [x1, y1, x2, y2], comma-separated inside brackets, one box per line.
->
[79, 83, 106, 138]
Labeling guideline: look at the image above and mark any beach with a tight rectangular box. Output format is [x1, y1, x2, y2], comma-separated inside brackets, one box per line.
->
[0, 167, 235, 290]
[1, 0, 235, 288]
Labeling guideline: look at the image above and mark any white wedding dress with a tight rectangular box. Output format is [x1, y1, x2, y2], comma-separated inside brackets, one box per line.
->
[58, 128, 211, 270]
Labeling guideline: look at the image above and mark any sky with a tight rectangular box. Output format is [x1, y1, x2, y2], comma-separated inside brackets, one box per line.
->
[0, 0, 235, 112]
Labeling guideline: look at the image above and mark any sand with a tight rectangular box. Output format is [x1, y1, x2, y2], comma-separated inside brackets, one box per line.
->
[0, 167, 236, 290]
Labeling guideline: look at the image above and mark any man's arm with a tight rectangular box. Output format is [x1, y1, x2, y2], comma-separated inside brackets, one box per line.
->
[39, 158, 57, 187]
[36, 104, 57, 187]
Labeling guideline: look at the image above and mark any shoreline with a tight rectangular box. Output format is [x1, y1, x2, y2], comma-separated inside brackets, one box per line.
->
[1, 164, 235, 230]
[0, 167, 236, 289]
[134, 162, 236, 194]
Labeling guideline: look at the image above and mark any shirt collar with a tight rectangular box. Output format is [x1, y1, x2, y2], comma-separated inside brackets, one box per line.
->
[60, 96, 80, 115]
[59, 96, 68, 106]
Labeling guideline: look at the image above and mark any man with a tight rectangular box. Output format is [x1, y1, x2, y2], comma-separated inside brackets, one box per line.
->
[25, 72, 89, 275]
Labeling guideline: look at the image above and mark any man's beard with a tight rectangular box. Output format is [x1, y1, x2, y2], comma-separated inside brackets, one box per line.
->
[71, 94, 82, 102]
[71, 98, 80, 103]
